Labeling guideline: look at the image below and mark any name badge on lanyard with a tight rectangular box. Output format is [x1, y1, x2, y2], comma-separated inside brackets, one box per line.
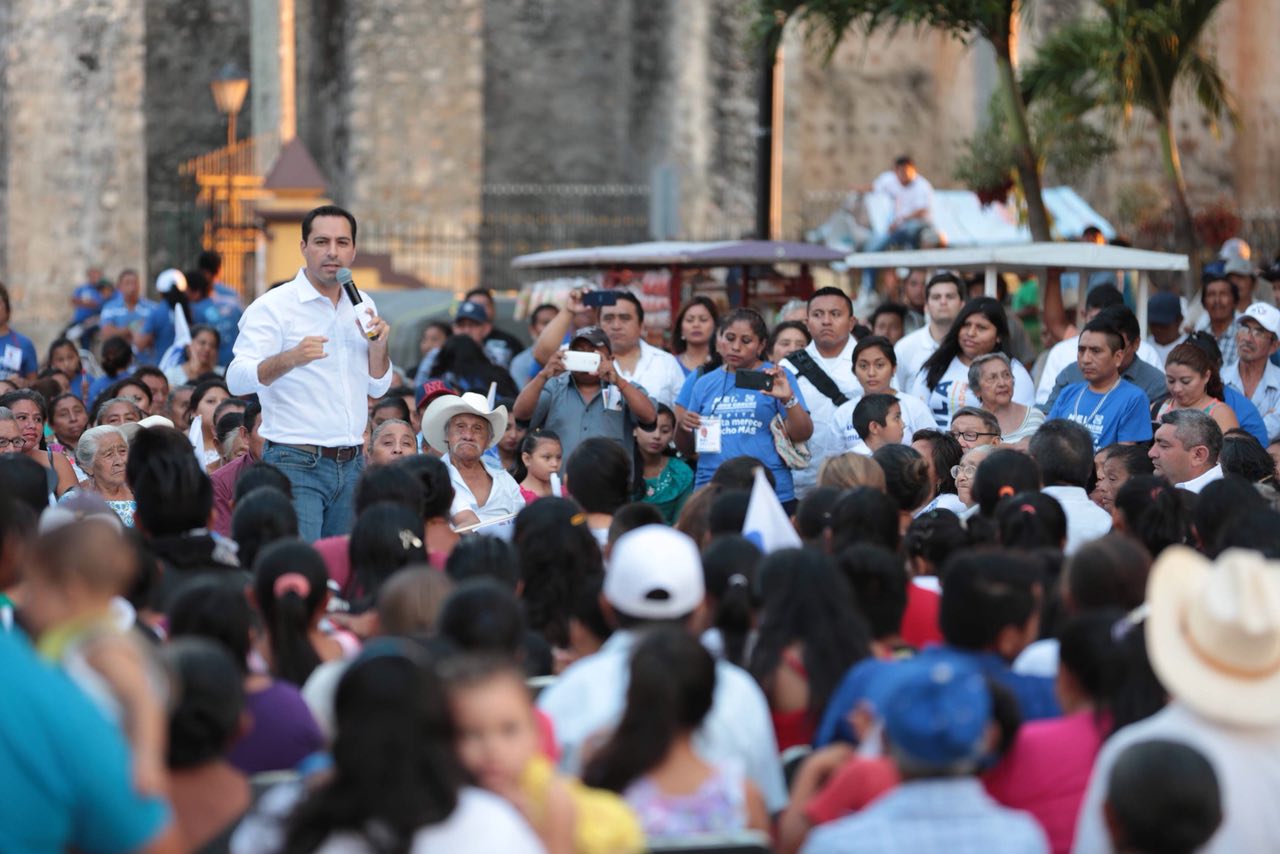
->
[1, 344, 22, 373]
[696, 416, 722, 454]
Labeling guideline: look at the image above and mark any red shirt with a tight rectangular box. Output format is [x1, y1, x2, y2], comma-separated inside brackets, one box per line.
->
[210, 453, 254, 538]
[899, 582, 943, 648]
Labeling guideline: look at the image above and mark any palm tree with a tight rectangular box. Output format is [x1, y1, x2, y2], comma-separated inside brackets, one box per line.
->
[756, 0, 1054, 241]
[1023, 0, 1236, 266]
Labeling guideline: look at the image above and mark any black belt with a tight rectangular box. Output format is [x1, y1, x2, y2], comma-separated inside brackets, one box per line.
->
[272, 441, 362, 463]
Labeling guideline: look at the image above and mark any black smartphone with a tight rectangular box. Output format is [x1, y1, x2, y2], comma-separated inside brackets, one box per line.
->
[581, 290, 619, 307]
[734, 370, 774, 391]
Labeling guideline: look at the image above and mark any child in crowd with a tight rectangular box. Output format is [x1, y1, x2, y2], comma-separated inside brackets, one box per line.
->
[515, 429, 563, 503]
[636, 404, 695, 523]
[23, 506, 167, 794]
[848, 393, 905, 455]
[583, 627, 769, 839]
[443, 654, 643, 854]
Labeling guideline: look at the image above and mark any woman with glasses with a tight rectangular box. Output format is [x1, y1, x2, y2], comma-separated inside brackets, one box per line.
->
[0, 389, 76, 497]
[969, 352, 1043, 449]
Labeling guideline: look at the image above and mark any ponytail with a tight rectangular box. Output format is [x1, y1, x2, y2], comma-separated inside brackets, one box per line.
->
[253, 541, 328, 685]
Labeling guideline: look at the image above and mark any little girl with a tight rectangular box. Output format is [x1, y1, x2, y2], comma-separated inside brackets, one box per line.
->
[24, 502, 167, 794]
[583, 627, 768, 839]
[635, 404, 694, 523]
[445, 655, 643, 854]
[515, 429, 563, 504]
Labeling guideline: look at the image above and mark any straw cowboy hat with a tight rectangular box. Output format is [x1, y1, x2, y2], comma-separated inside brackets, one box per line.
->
[1147, 546, 1280, 727]
[420, 392, 508, 455]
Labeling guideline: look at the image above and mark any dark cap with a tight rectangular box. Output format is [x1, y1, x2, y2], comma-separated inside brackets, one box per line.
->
[570, 326, 611, 352]
[455, 301, 489, 324]
[1148, 291, 1182, 325]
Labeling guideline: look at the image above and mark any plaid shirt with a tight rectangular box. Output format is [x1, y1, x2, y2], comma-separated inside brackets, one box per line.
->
[803, 778, 1049, 854]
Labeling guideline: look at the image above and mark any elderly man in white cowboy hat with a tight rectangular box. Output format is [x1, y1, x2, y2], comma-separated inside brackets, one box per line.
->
[1073, 546, 1280, 853]
[421, 392, 523, 532]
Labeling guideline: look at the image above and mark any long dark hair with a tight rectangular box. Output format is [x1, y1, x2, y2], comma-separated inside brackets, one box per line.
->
[582, 627, 716, 793]
[429, 334, 517, 397]
[513, 497, 603, 648]
[672, 296, 719, 355]
[873, 444, 933, 512]
[749, 549, 872, 726]
[346, 502, 428, 612]
[921, 297, 1012, 390]
[1113, 475, 1190, 556]
[702, 535, 762, 668]
[1166, 340, 1225, 401]
[283, 645, 464, 854]
[252, 540, 328, 685]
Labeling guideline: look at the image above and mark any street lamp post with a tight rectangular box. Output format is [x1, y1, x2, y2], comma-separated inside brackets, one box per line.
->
[210, 63, 250, 148]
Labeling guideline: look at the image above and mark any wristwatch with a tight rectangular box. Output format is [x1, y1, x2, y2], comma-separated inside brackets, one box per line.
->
[784, 396, 799, 409]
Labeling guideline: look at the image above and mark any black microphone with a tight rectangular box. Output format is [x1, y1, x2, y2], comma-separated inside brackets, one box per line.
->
[338, 267, 378, 339]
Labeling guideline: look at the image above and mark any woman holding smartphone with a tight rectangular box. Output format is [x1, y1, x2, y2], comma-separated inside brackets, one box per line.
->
[675, 308, 812, 511]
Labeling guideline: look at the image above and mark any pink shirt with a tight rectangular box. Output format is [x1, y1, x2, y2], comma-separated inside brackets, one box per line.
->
[983, 710, 1107, 854]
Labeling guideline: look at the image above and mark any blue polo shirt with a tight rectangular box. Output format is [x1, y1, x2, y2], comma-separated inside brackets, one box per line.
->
[100, 296, 159, 364]
[71, 283, 107, 324]
[0, 630, 170, 853]
[0, 329, 38, 381]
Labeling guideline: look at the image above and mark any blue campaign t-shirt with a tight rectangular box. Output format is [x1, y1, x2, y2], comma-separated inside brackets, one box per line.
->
[0, 630, 170, 853]
[191, 296, 243, 367]
[1048, 378, 1152, 449]
[99, 296, 160, 364]
[144, 303, 177, 364]
[71, 283, 107, 324]
[683, 363, 809, 502]
[0, 330, 38, 381]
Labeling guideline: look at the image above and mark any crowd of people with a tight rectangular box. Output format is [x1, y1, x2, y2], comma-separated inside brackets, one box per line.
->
[4, 204, 1280, 854]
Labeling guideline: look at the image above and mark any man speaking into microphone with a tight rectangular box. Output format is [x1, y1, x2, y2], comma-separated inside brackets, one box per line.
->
[228, 205, 392, 541]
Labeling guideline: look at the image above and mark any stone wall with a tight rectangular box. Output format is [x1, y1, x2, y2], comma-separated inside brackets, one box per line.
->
[143, 0, 253, 274]
[0, 0, 148, 350]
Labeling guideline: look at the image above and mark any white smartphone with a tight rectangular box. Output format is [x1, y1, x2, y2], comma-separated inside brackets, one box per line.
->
[562, 350, 601, 373]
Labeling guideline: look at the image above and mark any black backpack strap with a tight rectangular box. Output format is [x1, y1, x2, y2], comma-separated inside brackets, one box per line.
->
[786, 349, 849, 407]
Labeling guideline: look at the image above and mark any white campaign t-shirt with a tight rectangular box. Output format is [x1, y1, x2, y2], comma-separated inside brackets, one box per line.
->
[909, 356, 1034, 430]
[894, 325, 942, 392]
[783, 338, 861, 498]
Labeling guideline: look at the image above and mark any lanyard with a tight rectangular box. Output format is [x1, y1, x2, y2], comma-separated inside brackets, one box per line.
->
[1072, 378, 1121, 423]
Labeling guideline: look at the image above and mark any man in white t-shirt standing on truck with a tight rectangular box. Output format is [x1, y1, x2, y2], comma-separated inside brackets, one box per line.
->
[895, 273, 964, 391]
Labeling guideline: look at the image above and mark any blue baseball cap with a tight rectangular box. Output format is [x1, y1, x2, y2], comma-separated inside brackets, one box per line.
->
[874, 653, 992, 766]
[455, 300, 489, 324]
[1148, 291, 1182, 326]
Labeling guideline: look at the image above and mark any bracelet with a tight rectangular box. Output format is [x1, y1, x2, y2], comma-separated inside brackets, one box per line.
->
[784, 396, 799, 409]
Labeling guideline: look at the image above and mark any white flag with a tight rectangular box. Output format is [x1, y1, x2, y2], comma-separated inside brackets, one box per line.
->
[742, 466, 801, 553]
[188, 414, 207, 472]
[158, 304, 191, 374]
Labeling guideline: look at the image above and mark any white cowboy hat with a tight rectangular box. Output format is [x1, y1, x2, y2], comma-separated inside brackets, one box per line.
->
[1146, 545, 1280, 727]
[420, 392, 508, 455]
[117, 414, 176, 442]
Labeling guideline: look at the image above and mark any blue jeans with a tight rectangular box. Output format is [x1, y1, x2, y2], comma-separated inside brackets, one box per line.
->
[262, 442, 365, 543]
[862, 219, 929, 291]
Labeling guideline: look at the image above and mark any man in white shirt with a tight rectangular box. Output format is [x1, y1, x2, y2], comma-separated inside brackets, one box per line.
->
[864, 156, 934, 253]
[1073, 547, 1280, 854]
[1149, 409, 1224, 493]
[895, 273, 963, 391]
[1145, 291, 1185, 367]
[782, 287, 861, 498]
[228, 205, 392, 542]
[1029, 420, 1111, 554]
[598, 291, 685, 407]
[538, 525, 788, 813]
[1221, 302, 1280, 442]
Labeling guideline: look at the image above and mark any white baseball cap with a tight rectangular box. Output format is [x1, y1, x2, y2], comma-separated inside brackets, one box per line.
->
[155, 268, 187, 294]
[604, 525, 705, 620]
[1242, 302, 1280, 337]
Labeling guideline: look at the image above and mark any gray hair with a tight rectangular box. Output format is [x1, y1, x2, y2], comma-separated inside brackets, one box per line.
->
[94, 397, 144, 426]
[967, 352, 1012, 399]
[0, 406, 13, 424]
[1161, 409, 1223, 465]
[76, 424, 128, 471]
[371, 418, 415, 446]
[951, 406, 1001, 437]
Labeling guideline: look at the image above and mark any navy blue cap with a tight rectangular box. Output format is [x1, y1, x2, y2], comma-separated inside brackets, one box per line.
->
[1148, 292, 1182, 325]
[455, 301, 489, 324]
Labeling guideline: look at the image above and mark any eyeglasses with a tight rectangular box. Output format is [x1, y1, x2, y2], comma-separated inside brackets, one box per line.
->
[950, 464, 977, 479]
[0, 437, 22, 449]
[1238, 324, 1275, 340]
[950, 430, 999, 442]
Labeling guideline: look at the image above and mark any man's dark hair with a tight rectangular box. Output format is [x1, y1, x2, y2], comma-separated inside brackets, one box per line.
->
[808, 286, 853, 314]
[1084, 284, 1125, 312]
[939, 552, 1042, 651]
[1161, 409, 1223, 466]
[924, 272, 963, 301]
[241, 399, 262, 435]
[1029, 419, 1095, 488]
[463, 287, 495, 304]
[372, 395, 412, 423]
[132, 365, 168, 386]
[606, 290, 645, 324]
[1091, 304, 1139, 348]
[128, 427, 213, 536]
[710, 456, 776, 492]
[852, 393, 899, 441]
[564, 438, 631, 515]
[1081, 311, 1127, 353]
[870, 302, 907, 326]
[302, 204, 358, 244]
[894, 155, 913, 168]
[197, 250, 222, 277]
[530, 303, 559, 327]
[444, 536, 520, 591]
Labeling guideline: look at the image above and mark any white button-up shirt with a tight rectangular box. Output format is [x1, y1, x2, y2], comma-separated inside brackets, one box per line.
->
[445, 453, 525, 524]
[1177, 463, 1225, 494]
[617, 339, 685, 407]
[1222, 359, 1280, 442]
[537, 630, 788, 813]
[784, 337, 861, 498]
[1041, 485, 1112, 555]
[227, 268, 392, 447]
